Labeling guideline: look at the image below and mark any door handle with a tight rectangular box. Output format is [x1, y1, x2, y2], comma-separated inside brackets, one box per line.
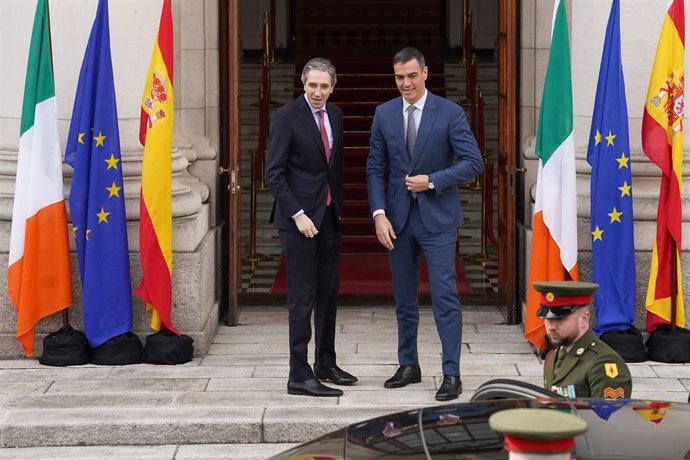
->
[218, 166, 240, 194]
[506, 164, 527, 197]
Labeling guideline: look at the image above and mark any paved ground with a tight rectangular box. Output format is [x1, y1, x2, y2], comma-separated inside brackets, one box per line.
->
[0, 305, 689, 459]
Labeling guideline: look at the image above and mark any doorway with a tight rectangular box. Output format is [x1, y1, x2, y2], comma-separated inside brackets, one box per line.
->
[219, 0, 519, 323]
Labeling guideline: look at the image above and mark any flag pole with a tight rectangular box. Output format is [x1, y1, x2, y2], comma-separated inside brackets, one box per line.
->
[671, 240, 678, 331]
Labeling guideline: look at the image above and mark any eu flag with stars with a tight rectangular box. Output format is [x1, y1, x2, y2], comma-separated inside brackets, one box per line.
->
[586, 0, 635, 335]
[65, 0, 132, 347]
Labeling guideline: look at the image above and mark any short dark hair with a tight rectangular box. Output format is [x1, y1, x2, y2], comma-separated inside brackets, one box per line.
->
[393, 47, 425, 69]
[301, 58, 337, 85]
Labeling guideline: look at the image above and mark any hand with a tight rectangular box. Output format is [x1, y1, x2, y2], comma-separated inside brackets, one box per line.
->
[405, 174, 430, 193]
[294, 214, 318, 238]
[374, 214, 396, 250]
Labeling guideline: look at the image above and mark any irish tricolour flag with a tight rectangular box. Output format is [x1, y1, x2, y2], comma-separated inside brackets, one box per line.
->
[524, 0, 579, 352]
[8, 0, 72, 356]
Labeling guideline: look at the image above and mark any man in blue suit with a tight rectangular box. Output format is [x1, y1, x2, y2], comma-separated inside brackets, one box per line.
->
[366, 47, 483, 401]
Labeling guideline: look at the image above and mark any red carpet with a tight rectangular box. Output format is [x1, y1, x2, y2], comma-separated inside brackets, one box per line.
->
[271, 254, 471, 296]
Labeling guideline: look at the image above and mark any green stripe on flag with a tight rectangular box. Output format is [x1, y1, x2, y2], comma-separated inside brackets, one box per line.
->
[20, 0, 56, 137]
[535, 0, 573, 164]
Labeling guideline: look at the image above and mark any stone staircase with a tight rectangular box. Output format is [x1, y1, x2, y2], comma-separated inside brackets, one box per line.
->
[238, 63, 294, 263]
[445, 62, 499, 256]
[0, 306, 543, 459]
[1, 305, 684, 458]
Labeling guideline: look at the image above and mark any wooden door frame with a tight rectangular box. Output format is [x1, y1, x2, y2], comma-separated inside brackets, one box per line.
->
[219, 0, 242, 325]
[497, 0, 518, 324]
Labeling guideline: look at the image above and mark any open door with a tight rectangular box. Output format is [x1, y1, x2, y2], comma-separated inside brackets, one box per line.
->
[497, 0, 519, 323]
[219, 0, 242, 325]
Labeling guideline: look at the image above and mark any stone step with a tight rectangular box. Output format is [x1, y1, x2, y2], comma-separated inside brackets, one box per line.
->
[0, 444, 297, 460]
[0, 395, 415, 448]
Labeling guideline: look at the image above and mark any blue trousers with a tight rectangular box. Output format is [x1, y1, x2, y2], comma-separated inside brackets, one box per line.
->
[388, 202, 462, 376]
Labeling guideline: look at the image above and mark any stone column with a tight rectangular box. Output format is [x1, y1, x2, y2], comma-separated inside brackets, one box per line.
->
[0, 0, 220, 357]
[518, 0, 557, 325]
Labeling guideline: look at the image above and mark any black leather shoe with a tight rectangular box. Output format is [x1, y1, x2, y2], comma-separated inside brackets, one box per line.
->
[314, 363, 358, 386]
[435, 375, 462, 401]
[287, 379, 343, 397]
[384, 365, 422, 388]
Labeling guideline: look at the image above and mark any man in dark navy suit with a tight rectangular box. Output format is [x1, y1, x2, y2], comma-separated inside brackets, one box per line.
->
[367, 47, 483, 401]
[266, 58, 357, 397]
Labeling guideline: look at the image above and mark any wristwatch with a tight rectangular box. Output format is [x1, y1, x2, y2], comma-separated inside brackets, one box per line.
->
[427, 176, 435, 189]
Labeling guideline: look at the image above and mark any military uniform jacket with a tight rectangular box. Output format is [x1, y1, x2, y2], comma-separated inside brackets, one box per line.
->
[544, 329, 632, 399]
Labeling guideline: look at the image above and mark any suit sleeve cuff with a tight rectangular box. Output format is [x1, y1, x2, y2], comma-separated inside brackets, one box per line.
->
[372, 209, 385, 218]
[292, 209, 305, 219]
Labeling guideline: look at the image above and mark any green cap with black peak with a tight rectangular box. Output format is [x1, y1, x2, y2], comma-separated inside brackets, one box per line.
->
[532, 281, 599, 319]
[489, 408, 588, 453]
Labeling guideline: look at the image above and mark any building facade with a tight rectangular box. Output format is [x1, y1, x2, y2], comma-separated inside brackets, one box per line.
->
[0, 0, 687, 357]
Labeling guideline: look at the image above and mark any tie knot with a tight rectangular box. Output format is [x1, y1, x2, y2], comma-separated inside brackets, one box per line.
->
[407, 105, 416, 114]
[318, 109, 325, 118]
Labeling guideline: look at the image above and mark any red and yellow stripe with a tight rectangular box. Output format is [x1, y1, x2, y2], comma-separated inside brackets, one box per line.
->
[136, 0, 178, 335]
[642, 0, 685, 332]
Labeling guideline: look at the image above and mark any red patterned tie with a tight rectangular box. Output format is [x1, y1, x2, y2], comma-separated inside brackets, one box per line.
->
[318, 110, 332, 206]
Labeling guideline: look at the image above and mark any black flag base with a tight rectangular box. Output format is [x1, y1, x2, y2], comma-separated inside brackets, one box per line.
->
[646, 325, 690, 363]
[91, 332, 144, 365]
[599, 326, 647, 363]
[143, 330, 194, 365]
[39, 325, 92, 366]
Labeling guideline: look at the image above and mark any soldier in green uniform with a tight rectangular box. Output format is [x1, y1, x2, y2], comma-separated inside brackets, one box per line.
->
[534, 281, 632, 399]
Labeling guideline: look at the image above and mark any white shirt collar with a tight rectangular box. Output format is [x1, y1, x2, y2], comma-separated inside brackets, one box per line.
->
[304, 94, 325, 114]
[402, 89, 428, 113]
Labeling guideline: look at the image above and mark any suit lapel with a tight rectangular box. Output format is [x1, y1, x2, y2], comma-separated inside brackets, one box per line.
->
[390, 98, 408, 165]
[409, 92, 438, 171]
[326, 102, 340, 170]
[295, 96, 327, 162]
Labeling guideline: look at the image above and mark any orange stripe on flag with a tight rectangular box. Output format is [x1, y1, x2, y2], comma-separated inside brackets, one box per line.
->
[8, 202, 72, 356]
[525, 211, 578, 351]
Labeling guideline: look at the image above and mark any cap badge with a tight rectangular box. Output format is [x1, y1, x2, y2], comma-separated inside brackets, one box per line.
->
[546, 292, 555, 302]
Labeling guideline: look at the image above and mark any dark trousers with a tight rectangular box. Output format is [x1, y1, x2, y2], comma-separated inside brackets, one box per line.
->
[388, 202, 462, 376]
[279, 206, 341, 382]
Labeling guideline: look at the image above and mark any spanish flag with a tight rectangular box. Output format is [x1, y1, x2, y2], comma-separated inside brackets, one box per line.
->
[525, 0, 578, 352]
[8, 0, 72, 356]
[136, 0, 178, 335]
[642, 0, 684, 333]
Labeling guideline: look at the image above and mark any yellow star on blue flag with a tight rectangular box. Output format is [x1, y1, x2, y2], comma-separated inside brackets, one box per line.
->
[586, 0, 635, 335]
[64, 0, 132, 348]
